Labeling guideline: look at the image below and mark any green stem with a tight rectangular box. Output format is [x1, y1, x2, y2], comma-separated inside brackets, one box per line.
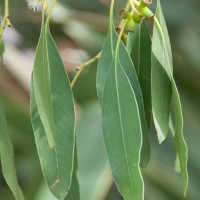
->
[115, 19, 129, 57]
[71, 0, 129, 88]
[0, 0, 11, 39]
[71, 52, 101, 88]
[119, 1, 131, 28]
[46, 0, 57, 26]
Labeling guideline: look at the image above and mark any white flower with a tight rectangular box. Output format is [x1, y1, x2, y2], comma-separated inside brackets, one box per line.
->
[25, 0, 42, 12]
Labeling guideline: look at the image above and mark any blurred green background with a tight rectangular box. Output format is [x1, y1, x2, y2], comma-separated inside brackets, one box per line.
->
[0, 0, 200, 199]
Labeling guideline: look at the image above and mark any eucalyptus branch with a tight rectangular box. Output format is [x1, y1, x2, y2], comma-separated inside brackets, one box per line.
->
[0, 0, 11, 39]
[71, 52, 101, 88]
[71, 0, 131, 88]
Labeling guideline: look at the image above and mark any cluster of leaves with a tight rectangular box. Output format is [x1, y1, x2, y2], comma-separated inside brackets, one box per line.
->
[0, 0, 189, 200]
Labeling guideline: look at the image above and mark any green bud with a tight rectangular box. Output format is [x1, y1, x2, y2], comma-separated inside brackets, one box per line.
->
[118, 8, 131, 19]
[133, 12, 143, 24]
[140, 0, 152, 8]
[122, 33, 128, 45]
[125, 18, 135, 32]
[138, 7, 154, 20]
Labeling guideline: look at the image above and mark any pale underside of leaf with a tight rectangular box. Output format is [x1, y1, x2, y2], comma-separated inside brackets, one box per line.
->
[152, 0, 188, 195]
[151, 54, 172, 143]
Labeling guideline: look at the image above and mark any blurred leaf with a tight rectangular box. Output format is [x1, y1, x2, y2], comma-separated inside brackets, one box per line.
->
[31, 13, 75, 199]
[0, 41, 4, 58]
[0, 97, 24, 200]
[76, 102, 111, 200]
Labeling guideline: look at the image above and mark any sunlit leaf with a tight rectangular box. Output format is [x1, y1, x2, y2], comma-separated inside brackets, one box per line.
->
[0, 97, 24, 200]
[31, 13, 76, 199]
[152, 0, 188, 195]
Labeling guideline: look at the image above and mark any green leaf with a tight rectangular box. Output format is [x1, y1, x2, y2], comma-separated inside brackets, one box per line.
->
[31, 14, 75, 199]
[151, 54, 172, 143]
[64, 144, 80, 200]
[0, 97, 24, 200]
[152, 0, 188, 195]
[96, 28, 117, 106]
[127, 21, 152, 130]
[97, 23, 150, 168]
[119, 42, 150, 167]
[102, 58, 144, 199]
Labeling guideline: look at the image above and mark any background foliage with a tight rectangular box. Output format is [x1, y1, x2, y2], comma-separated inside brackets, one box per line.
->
[0, 0, 200, 199]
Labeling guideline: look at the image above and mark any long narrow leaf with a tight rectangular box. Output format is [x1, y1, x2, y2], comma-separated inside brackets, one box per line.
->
[127, 21, 152, 129]
[102, 59, 144, 199]
[0, 97, 24, 200]
[97, 19, 150, 168]
[152, 0, 188, 195]
[31, 14, 76, 199]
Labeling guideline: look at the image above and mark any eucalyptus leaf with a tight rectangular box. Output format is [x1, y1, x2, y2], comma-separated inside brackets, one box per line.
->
[97, 23, 150, 168]
[31, 14, 75, 199]
[152, 0, 188, 195]
[151, 54, 172, 143]
[64, 145, 80, 200]
[127, 21, 152, 130]
[102, 56, 144, 199]
[0, 97, 24, 200]
[119, 41, 150, 167]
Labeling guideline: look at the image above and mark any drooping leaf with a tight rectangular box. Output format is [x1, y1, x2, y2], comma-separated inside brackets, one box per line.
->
[102, 57, 144, 199]
[96, 14, 117, 106]
[152, 0, 188, 195]
[151, 54, 172, 143]
[0, 97, 24, 200]
[119, 41, 150, 167]
[31, 13, 75, 199]
[64, 144, 80, 200]
[97, 17, 150, 168]
[127, 21, 152, 130]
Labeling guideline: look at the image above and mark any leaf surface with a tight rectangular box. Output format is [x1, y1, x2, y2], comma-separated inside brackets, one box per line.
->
[0, 97, 24, 200]
[127, 21, 152, 130]
[152, 0, 188, 195]
[64, 145, 80, 200]
[97, 24, 150, 168]
[102, 57, 144, 199]
[151, 54, 172, 143]
[31, 15, 75, 199]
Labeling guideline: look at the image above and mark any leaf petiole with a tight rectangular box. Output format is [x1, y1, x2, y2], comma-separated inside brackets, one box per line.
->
[0, 0, 11, 39]
[71, 52, 101, 88]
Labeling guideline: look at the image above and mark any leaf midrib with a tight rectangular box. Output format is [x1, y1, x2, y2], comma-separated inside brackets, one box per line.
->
[114, 58, 134, 196]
